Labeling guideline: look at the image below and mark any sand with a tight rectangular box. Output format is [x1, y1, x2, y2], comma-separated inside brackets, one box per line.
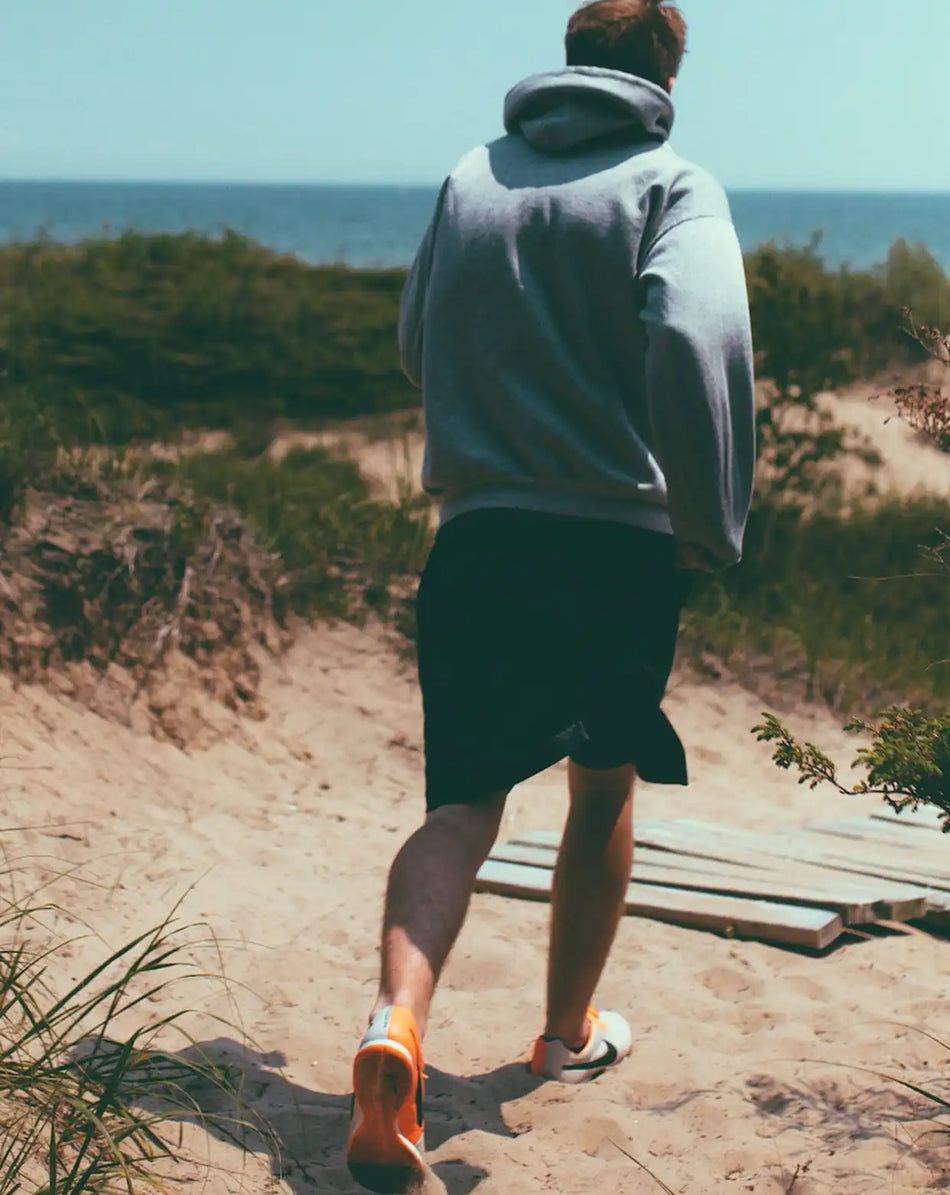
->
[825, 373, 950, 502]
[4, 623, 950, 1194]
[274, 372, 950, 510]
[2, 381, 950, 1194]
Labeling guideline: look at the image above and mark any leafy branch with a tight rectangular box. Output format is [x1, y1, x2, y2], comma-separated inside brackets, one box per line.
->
[887, 309, 950, 450]
[754, 708, 950, 825]
[755, 317, 949, 824]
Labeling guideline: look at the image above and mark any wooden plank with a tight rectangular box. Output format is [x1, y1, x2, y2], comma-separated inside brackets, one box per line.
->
[795, 822, 950, 882]
[475, 859, 844, 950]
[799, 818, 950, 864]
[518, 829, 565, 850]
[629, 821, 949, 913]
[872, 804, 948, 833]
[513, 831, 770, 876]
[630, 819, 950, 904]
[490, 842, 886, 925]
[511, 830, 931, 921]
[784, 826, 950, 883]
[518, 827, 774, 873]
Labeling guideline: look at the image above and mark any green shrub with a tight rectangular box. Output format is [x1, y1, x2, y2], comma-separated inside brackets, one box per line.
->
[0, 232, 416, 443]
[168, 447, 433, 622]
[746, 236, 949, 388]
[744, 235, 948, 501]
[880, 240, 950, 333]
[756, 707, 950, 823]
[0, 389, 58, 523]
[755, 322, 949, 822]
[685, 495, 950, 713]
[2, 230, 946, 452]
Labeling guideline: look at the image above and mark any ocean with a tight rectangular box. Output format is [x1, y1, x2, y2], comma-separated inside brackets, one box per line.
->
[1, 181, 948, 272]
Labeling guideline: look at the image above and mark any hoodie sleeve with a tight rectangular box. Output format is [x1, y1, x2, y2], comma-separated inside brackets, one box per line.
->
[639, 214, 756, 569]
[398, 181, 449, 389]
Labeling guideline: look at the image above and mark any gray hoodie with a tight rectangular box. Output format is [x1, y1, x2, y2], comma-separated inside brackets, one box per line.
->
[399, 67, 756, 568]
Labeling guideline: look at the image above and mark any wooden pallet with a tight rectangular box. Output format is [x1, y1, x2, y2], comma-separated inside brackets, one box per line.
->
[513, 827, 936, 913]
[632, 820, 950, 901]
[476, 814, 947, 950]
[872, 805, 948, 833]
[493, 841, 924, 925]
[799, 818, 950, 864]
[475, 858, 844, 950]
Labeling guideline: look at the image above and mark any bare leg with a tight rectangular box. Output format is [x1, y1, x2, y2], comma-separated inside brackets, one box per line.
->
[543, 761, 635, 1049]
[371, 793, 507, 1039]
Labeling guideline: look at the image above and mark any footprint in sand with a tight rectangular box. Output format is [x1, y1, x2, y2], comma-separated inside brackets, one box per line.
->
[783, 975, 832, 1003]
[573, 1115, 632, 1159]
[696, 966, 765, 1001]
[737, 1003, 787, 1033]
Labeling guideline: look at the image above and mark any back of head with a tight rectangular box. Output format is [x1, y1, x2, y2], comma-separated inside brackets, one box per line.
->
[565, 0, 686, 92]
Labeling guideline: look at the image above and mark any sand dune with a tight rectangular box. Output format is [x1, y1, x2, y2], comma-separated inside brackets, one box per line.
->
[3, 376, 949, 1192]
[4, 619, 950, 1194]
[826, 374, 950, 501]
[271, 369, 950, 510]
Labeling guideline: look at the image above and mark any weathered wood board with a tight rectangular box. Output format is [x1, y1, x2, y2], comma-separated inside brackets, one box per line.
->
[486, 818, 950, 947]
[872, 805, 948, 833]
[511, 830, 931, 921]
[475, 858, 844, 950]
[799, 818, 950, 866]
[489, 841, 921, 925]
[629, 819, 950, 901]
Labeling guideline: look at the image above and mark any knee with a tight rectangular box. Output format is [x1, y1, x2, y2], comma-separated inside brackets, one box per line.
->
[425, 792, 507, 859]
[568, 761, 636, 806]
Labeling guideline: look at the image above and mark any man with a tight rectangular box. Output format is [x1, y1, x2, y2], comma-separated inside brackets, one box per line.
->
[346, 1, 755, 1189]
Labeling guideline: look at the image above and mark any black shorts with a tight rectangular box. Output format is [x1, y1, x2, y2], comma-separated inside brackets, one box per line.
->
[416, 508, 690, 810]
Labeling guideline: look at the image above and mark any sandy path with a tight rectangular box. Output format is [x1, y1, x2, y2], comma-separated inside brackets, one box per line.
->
[827, 378, 950, 501]
[3, 370, 948, 1192]
[3, 622, 949, 1194]
[269, 370, 950, 509]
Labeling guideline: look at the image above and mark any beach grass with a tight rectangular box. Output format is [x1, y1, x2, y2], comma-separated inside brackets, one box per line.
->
[0, 865, 240, 1195]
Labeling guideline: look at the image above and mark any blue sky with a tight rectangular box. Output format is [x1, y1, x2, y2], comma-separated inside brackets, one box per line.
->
[4, 0, 949, 190]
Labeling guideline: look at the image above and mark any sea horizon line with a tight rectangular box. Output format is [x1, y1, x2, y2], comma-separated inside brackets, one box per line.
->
[2, 178, 950, 198]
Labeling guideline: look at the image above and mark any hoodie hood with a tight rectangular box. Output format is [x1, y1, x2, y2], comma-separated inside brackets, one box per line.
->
[504, 67, 674, 154]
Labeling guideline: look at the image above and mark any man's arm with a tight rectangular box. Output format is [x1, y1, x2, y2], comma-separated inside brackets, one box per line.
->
[639, 214, 756, 570]
[398, 182, 449, 389]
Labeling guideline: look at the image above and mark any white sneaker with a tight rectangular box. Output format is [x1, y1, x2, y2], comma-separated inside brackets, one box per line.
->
[530, 1008, 632, 1085]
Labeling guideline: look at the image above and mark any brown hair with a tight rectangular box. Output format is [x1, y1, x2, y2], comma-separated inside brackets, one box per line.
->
[565, 0, 686, 91]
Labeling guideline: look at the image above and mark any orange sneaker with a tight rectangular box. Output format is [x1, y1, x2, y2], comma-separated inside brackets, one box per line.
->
[346, 1006, 426, 1193]
[530, 1008, 632, 1085]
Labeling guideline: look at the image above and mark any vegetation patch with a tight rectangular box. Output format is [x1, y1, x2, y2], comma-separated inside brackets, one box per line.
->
[0, 231, 417, 443]
[0, 845, 259, 1195]
[0, 465, 284, 745]
[0, 445, 431, 745]
[1, 230, 946, 446]
[683, 496, 950, 715]
[1, 230, 947, 740]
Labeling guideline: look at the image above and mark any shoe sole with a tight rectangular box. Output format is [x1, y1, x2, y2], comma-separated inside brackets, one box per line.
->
[347, 1041, 425, 1194]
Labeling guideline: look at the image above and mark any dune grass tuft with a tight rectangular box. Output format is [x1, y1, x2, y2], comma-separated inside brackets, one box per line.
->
[0, 867, 242, 1195]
